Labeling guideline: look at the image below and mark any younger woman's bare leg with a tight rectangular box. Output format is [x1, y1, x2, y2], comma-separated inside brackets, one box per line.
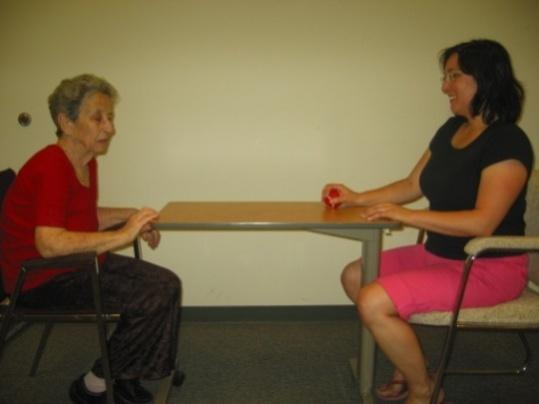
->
[340, 258, 362, 302]
[342, 258, 408, 396]
[357, 282, 434, 404]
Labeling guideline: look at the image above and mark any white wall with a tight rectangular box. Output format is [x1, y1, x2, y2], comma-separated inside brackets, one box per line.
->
[1, 0, 537, 306]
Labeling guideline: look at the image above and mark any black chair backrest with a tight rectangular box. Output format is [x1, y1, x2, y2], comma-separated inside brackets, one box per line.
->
[0, 168, 16, 300]
[0, 169, 15, 208]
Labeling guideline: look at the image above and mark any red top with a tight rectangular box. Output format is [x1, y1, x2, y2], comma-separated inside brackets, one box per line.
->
[0, 145, 100, 293]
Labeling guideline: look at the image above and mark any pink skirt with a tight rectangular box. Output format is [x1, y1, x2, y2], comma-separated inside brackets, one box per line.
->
[376, 244, 528, 320]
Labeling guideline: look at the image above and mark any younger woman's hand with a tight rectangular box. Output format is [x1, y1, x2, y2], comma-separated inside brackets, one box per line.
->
[321, 183, 355, 208]
[362, 203, 410, 222]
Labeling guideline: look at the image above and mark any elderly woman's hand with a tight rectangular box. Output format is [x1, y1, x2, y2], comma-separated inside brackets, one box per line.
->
[140, 223, 161, 249]
[122, 208, 159, 244]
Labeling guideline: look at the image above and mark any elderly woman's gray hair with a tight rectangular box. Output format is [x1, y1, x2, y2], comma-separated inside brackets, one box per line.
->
[48, 74, 119, 137]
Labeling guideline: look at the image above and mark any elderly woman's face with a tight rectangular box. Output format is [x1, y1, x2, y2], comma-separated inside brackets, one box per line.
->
[66, 92, 115, 156]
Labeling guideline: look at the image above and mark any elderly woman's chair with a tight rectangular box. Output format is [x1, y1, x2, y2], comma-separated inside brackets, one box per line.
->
[0, 168, 15, 303]
[0, 169, 127, 404]
[0, 168, 183, 404]
[409, 169, 539, 404]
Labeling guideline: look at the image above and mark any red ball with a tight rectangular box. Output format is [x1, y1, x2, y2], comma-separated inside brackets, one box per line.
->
[324, 188, 341, 209]
[328, 188, 340, 198]
[323, 196, 332, 207]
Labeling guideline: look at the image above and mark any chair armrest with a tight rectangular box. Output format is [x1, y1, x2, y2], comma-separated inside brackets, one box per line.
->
[103, 222, 141, 260]
[447, 236, 539, 326]
[465, 236, 539, 256]
[8, 252, 99, 306]
[103, 222, 124, 231]
[22, 252, 97, 271]
[21, 221, 141, 274]
[21, 223, 121, 271]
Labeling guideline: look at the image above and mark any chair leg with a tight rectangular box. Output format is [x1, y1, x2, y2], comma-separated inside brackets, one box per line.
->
[29, 322, 54, 376]
[430, 323, 459, 404]
[0, 312, 14, 362]
[445, 331, 532, 376]
[173, 369, 186, 387]
[90, 260, 114, 404]
[0, 293, 22, 363]
[515, 331, 531, 375]
[2, 321, 33, 345]
[96, 317, 114, 404]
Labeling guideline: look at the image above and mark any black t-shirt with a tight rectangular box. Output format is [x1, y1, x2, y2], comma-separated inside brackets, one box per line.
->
[419, 116, 534, 259]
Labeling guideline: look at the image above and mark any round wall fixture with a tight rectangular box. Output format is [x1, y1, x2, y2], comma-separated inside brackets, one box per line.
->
[18, 112, 32, 127]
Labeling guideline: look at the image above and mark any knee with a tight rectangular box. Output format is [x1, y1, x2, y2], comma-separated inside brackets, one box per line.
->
[165, 269, 181, 290]
[356, 283, 393, 327]
[341, 259, 362, 291]
[164, 270, 182, 301]
[151, 267, 182, 304]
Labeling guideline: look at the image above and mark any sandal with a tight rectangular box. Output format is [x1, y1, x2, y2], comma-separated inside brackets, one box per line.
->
[375, 378, 408, 401]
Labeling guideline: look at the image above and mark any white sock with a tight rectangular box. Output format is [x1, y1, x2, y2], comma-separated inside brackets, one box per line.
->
[83, 371, 107, 394]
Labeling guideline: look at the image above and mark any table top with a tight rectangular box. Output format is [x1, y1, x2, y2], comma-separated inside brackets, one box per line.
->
[156, 201, 399, 230]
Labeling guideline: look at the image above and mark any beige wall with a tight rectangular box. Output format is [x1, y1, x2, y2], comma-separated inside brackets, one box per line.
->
[1, 0, 537, 306]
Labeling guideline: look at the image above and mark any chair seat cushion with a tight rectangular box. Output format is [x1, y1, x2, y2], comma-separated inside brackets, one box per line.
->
[409, 287, 539, 328]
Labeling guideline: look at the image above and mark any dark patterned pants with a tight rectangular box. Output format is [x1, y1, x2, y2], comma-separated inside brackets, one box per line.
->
[18, 253, 181, 380]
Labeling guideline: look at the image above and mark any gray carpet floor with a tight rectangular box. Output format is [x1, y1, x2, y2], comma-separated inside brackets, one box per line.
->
[1, 319, 538, 403]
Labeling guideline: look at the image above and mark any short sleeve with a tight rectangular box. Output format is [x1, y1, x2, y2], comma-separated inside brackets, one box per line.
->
[33, 149, 73, 227]
[480, 124, 534, 173]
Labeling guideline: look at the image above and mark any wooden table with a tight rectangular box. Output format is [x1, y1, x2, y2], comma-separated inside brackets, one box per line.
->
[156, 201, 399, 403]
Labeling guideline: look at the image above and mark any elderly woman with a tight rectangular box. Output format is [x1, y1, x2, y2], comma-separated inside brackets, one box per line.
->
[0, 74, 181, 404]
[322, 39, 534, 403]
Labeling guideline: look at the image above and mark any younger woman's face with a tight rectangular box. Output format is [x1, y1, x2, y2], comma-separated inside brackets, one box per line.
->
[441, 53, 478, 119]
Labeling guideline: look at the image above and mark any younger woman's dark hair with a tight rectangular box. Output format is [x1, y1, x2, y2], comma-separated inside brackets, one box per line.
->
[440, 39, 524, 124]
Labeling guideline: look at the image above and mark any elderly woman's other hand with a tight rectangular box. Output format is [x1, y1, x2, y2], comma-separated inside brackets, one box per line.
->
[140, 224, 161, 249]
[122, 208, 159, 245]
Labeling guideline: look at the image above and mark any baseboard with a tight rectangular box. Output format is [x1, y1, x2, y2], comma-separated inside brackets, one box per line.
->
[180, 305, 357, 322]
